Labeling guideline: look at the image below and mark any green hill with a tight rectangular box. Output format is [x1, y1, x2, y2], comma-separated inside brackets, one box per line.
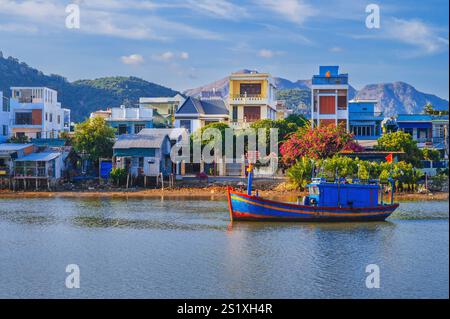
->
[0, 53, 180, 121]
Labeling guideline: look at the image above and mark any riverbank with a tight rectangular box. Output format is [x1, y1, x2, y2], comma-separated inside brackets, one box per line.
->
[0, 187, 448, 202]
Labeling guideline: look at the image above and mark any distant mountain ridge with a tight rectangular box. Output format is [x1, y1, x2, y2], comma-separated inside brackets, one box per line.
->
[184, 70, 448, 116]
[0, 52, 180, 121]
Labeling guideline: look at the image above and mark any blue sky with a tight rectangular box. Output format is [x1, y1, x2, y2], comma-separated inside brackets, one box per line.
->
[0, 0, 448, 99]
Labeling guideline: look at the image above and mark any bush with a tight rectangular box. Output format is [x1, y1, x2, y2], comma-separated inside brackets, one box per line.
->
[285, 155, 425, 192]
[110, 168, 127, 186]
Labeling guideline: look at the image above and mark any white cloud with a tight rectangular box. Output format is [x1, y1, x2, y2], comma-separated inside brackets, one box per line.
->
[0, 0, 221, 41]
[153, 51, 175, 62]
[121, 54, 144, 65]
[153, 51, 191, 62]
[258, 49, 283, 58]
[258, 49, 274, 58]
[329, 46, 343, 53]
[258, 0, 316, 25]
[0, 23, 38, 33]
[386, 18, 449, 55]
[180, 52, 189, 60]
[186, 0, 247, 19]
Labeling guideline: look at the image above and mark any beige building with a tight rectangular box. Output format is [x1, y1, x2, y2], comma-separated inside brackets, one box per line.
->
[228, 71, 277, 128]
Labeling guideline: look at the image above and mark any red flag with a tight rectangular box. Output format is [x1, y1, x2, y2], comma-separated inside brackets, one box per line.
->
[385, 153, 393, 163]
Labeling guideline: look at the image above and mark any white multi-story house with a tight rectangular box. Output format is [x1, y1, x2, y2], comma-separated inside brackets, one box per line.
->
[311, 66, 349, 129]
[9, 87, 70, 139]
[228, 71, 277, 128]
[139, 94, 185, 127]
[107, 105, 154, 135]
[0, 91, 11, 142]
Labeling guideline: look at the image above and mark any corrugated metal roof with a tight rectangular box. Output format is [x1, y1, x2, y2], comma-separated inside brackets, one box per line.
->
[113, 134, 168, 149]
[0, 143, 33, 151]
[138, 128, 189, 140]
[15, 152, 61, 162]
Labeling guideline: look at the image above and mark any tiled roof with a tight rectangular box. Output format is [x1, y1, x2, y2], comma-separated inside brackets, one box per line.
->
[176, 97, 228, 116]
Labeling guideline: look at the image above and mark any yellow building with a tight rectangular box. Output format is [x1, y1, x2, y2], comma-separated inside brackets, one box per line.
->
[228, 71, 277, 128]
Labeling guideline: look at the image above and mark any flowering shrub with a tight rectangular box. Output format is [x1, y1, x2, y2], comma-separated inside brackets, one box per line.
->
[280, 124, 363, 166]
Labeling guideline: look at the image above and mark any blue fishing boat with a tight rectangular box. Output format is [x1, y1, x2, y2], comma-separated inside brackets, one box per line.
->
[227, 165, 399, 222]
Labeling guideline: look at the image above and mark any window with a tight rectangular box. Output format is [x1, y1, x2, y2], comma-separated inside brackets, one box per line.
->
[232, 106, 238, 122]
[2, 99, 9, 112]
[243, 106, 260, 122]
[179, 120, 192, 132]
[240, 83, 261, 97]
[57, 115, 61, 124]
[337, 96, 347, 110]
[134, 124, 145, 134]
[2, 125, 7, 136]
[36, 132, 41, 139]
[117, 125, 128, 135]
[49, 113, 53, 122]
[319, 96, 336, 114]
[45, 112, 48, 121]
[15, 112, 32, 125]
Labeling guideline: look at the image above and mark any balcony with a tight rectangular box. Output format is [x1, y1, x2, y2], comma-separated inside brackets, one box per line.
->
[230, 121, 252, 129]
[230, 94, 268, 105]
[312, 76, 348, 85]
[14, 166, 47, 178]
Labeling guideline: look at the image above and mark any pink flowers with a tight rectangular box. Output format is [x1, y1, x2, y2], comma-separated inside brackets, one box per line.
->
[280, 124, 363, 165]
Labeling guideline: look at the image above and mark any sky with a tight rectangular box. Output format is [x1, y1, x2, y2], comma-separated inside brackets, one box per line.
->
[0, 0, 448, 99]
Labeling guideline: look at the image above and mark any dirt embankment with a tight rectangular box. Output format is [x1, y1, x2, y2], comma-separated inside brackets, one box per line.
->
[0, 186, 447, 202]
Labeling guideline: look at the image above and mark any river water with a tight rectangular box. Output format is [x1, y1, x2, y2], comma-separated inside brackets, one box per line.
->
[0, 197, 448, 299]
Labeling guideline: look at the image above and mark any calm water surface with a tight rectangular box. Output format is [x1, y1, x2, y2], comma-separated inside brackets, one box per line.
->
[0, 197, 448, 298]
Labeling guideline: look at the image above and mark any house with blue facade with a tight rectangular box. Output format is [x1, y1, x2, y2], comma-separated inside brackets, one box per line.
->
[348, 99, 384, 140]
[396, 114, 434, 148]
[397, 113, 449, 155]
[107, 105, 153, 135]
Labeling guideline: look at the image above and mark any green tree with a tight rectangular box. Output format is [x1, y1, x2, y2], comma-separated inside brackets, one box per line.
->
[73, 117, 116, 162]
[421, 148, 441, 161]
[375, 131, 422, 167]
[286, 157, 314, 190]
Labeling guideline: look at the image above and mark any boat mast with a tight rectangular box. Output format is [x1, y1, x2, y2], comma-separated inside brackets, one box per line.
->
[247, 163, 254, 196]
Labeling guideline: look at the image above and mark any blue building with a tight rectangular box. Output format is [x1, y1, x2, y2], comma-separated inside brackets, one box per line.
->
[396, 114, 449, 153]
[396, 114, 433, 147]
[348, 99, 384, 140]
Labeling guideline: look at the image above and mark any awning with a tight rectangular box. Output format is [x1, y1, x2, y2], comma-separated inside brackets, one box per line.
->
[350, 121, 376, 126]
[398, 122, 432, 129]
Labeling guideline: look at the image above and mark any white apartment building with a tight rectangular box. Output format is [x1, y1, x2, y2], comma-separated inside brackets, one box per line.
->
[0, 91, 10, 142]
[9, 87, 70, 139]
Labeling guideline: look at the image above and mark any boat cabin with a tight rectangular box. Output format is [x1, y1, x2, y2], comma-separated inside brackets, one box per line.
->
[306, 178, 379, 208]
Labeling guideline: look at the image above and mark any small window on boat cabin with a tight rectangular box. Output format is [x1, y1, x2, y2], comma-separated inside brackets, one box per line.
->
[309, 186, 320, 195]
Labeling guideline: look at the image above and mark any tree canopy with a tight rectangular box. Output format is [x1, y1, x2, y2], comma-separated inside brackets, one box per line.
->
[375, 131, 422, 167]
[72, 117, 116, 162]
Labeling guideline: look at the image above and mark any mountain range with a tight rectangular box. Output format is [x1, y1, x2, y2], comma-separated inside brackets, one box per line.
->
[0, 52, 179, 121]
[0, 53, 448, 121]
[184, 69, 448, 116]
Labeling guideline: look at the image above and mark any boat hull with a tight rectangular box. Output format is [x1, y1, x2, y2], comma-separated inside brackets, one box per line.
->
[227, 188, 399, 222]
